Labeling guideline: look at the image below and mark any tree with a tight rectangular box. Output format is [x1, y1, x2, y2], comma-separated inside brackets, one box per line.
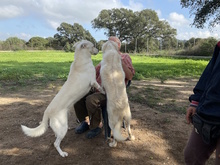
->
[45, 37, 56, 49]
[54, 22, 96, 50]
[2, 37, 26, 50]
[178, 37, 217, 56]
[26, 37, 48, 50]
[92, 8, 176, 53]
[180, 0, 220, 28]
[92, 8, 134, 41]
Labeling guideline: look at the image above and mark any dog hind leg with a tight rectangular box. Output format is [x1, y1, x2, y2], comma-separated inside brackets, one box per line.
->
[124, 113, 135, 141]
[109, 138, 117, 147]
[50, 117, 68, 157]
[54, 136, 68, 157]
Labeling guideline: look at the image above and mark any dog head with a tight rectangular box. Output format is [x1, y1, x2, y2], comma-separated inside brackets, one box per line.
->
[101, 40, 121, 64]
[102, 40, 118, 53]
[74, 40, 99, 55]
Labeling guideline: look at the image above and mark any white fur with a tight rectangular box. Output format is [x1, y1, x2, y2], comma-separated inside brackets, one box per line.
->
[100, 41, 135, 147]
[21, 40, 104, 157]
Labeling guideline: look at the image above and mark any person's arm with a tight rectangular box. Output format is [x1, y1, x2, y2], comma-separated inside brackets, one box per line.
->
[122, 60, 133, 80]
[121, 54, 135, 80]
[189, 43, 220, 102]
[95, 63, 101, 85]
[186, 42, 220, 123]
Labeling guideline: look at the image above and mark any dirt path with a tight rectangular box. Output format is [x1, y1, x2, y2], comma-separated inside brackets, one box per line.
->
[0, 79, 215, 165]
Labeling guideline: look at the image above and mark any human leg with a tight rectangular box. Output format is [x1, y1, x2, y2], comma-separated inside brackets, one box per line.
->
[85, 92, 106, 138]
[74, 91, 93, 134]
[74, 96, 89, 122]
[215, 138, 220, 164]
[184, 129, 216, 165]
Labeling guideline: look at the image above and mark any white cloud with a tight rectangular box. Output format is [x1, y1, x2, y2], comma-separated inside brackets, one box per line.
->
[0, 32, 32, 41]
[0, 0, 121, 27]
[0, 0, 145, 33]
[0, 5, 24, 19]
[33, 0, 124, 29]
[155, 10, 162, 18]
[126, 0, 144, 11]
[168, 12, 190, 27]
[177, 30, 220, 40]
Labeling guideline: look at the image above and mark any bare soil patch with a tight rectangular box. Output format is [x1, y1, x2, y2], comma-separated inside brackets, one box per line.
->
[0, 79, 215, 164]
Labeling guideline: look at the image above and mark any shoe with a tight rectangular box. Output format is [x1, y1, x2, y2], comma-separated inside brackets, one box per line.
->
[75, 121, 89, 134]
[86, 127, 102, 139]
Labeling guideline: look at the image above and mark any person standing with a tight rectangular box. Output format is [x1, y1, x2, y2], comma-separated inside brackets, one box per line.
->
[184, 41, 220, 164]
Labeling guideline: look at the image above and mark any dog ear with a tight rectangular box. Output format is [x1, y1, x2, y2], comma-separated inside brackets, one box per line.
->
[102, 42, 107, 53]
[80, 43, 87, 49]
[73, 42, 80, 48]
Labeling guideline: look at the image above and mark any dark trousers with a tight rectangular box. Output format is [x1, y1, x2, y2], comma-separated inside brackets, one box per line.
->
[184, 129, 220, 165]
[74, 91, 106, 130]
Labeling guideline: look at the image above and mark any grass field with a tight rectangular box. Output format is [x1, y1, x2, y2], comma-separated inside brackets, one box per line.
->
[0, 51, 210, 84]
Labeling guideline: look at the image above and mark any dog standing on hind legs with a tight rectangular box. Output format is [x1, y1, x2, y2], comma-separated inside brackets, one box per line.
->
[21, 40, 104, 157]
[100, 40, 135, 147]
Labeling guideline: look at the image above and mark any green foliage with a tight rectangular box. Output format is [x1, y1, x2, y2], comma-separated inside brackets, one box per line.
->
[2, 37, 26, 51]
[64, 42, 71, 52]
[26, 37, 49, 50]
[92, 8, 135, 40]
[181, 0, 220, 28]
[0, 51, 209, 85]
[92, 8, 177, 53]
[178, 37, 218, 56]
[54, 22, 97, 49]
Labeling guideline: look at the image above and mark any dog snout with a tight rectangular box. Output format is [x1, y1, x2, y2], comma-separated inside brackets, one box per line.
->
[92, 48, 99, 55]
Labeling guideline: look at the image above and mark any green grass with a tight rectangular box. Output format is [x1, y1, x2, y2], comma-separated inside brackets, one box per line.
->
[131, 55, 209, 82]
[0, 51, 209, 84]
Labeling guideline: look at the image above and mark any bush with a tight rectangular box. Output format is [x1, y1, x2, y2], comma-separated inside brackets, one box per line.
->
[177, 37, 218, 56]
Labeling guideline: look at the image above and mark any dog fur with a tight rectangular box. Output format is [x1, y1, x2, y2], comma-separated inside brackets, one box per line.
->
[100, 40, 135, 147]
[21, 40, 103, 157]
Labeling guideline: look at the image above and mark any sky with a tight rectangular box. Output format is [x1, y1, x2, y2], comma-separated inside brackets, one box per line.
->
[0, 0, 219, 42]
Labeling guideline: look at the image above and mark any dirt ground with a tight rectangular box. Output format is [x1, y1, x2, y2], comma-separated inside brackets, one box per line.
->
[0, 79, 215, 165]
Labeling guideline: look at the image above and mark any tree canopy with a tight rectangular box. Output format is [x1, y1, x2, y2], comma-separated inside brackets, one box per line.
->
[180, 0, 220, 28]
[92, 8, 176, 41]
[92, 8, 176, 52]
[54, 22, 96, 51]
[27, 37, 48, 49]
[2, 37, 26, 51]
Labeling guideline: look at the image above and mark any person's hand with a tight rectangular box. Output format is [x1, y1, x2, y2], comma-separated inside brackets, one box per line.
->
[186, 106, 197, 124]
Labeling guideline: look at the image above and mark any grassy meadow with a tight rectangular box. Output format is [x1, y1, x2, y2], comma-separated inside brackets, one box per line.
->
[0, 51, 210, 85]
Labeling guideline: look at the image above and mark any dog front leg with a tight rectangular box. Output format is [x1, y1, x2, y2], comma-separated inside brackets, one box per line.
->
[91, 81, 105, 94]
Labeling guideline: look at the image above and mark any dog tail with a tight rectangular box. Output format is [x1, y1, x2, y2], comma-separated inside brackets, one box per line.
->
[21, 112, 49, 137]
[112, 121, 127, 141]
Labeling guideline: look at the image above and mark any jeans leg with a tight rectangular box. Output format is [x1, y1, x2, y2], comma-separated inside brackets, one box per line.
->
[184, 129, 216, 165]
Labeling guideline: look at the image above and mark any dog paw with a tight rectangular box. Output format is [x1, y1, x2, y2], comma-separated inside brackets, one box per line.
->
[129, 135, 135, 141]
[109, 141, 117, 147]
[60, 151, 68, 157]
[99, 87, 105, 94]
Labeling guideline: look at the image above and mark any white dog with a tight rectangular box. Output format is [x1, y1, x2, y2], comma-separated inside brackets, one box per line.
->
[21, 40, 104, 157]
[100, 40, 135, 147]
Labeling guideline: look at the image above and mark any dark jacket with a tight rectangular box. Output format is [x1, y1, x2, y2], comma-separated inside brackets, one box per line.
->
[189, 41, 220, 120]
